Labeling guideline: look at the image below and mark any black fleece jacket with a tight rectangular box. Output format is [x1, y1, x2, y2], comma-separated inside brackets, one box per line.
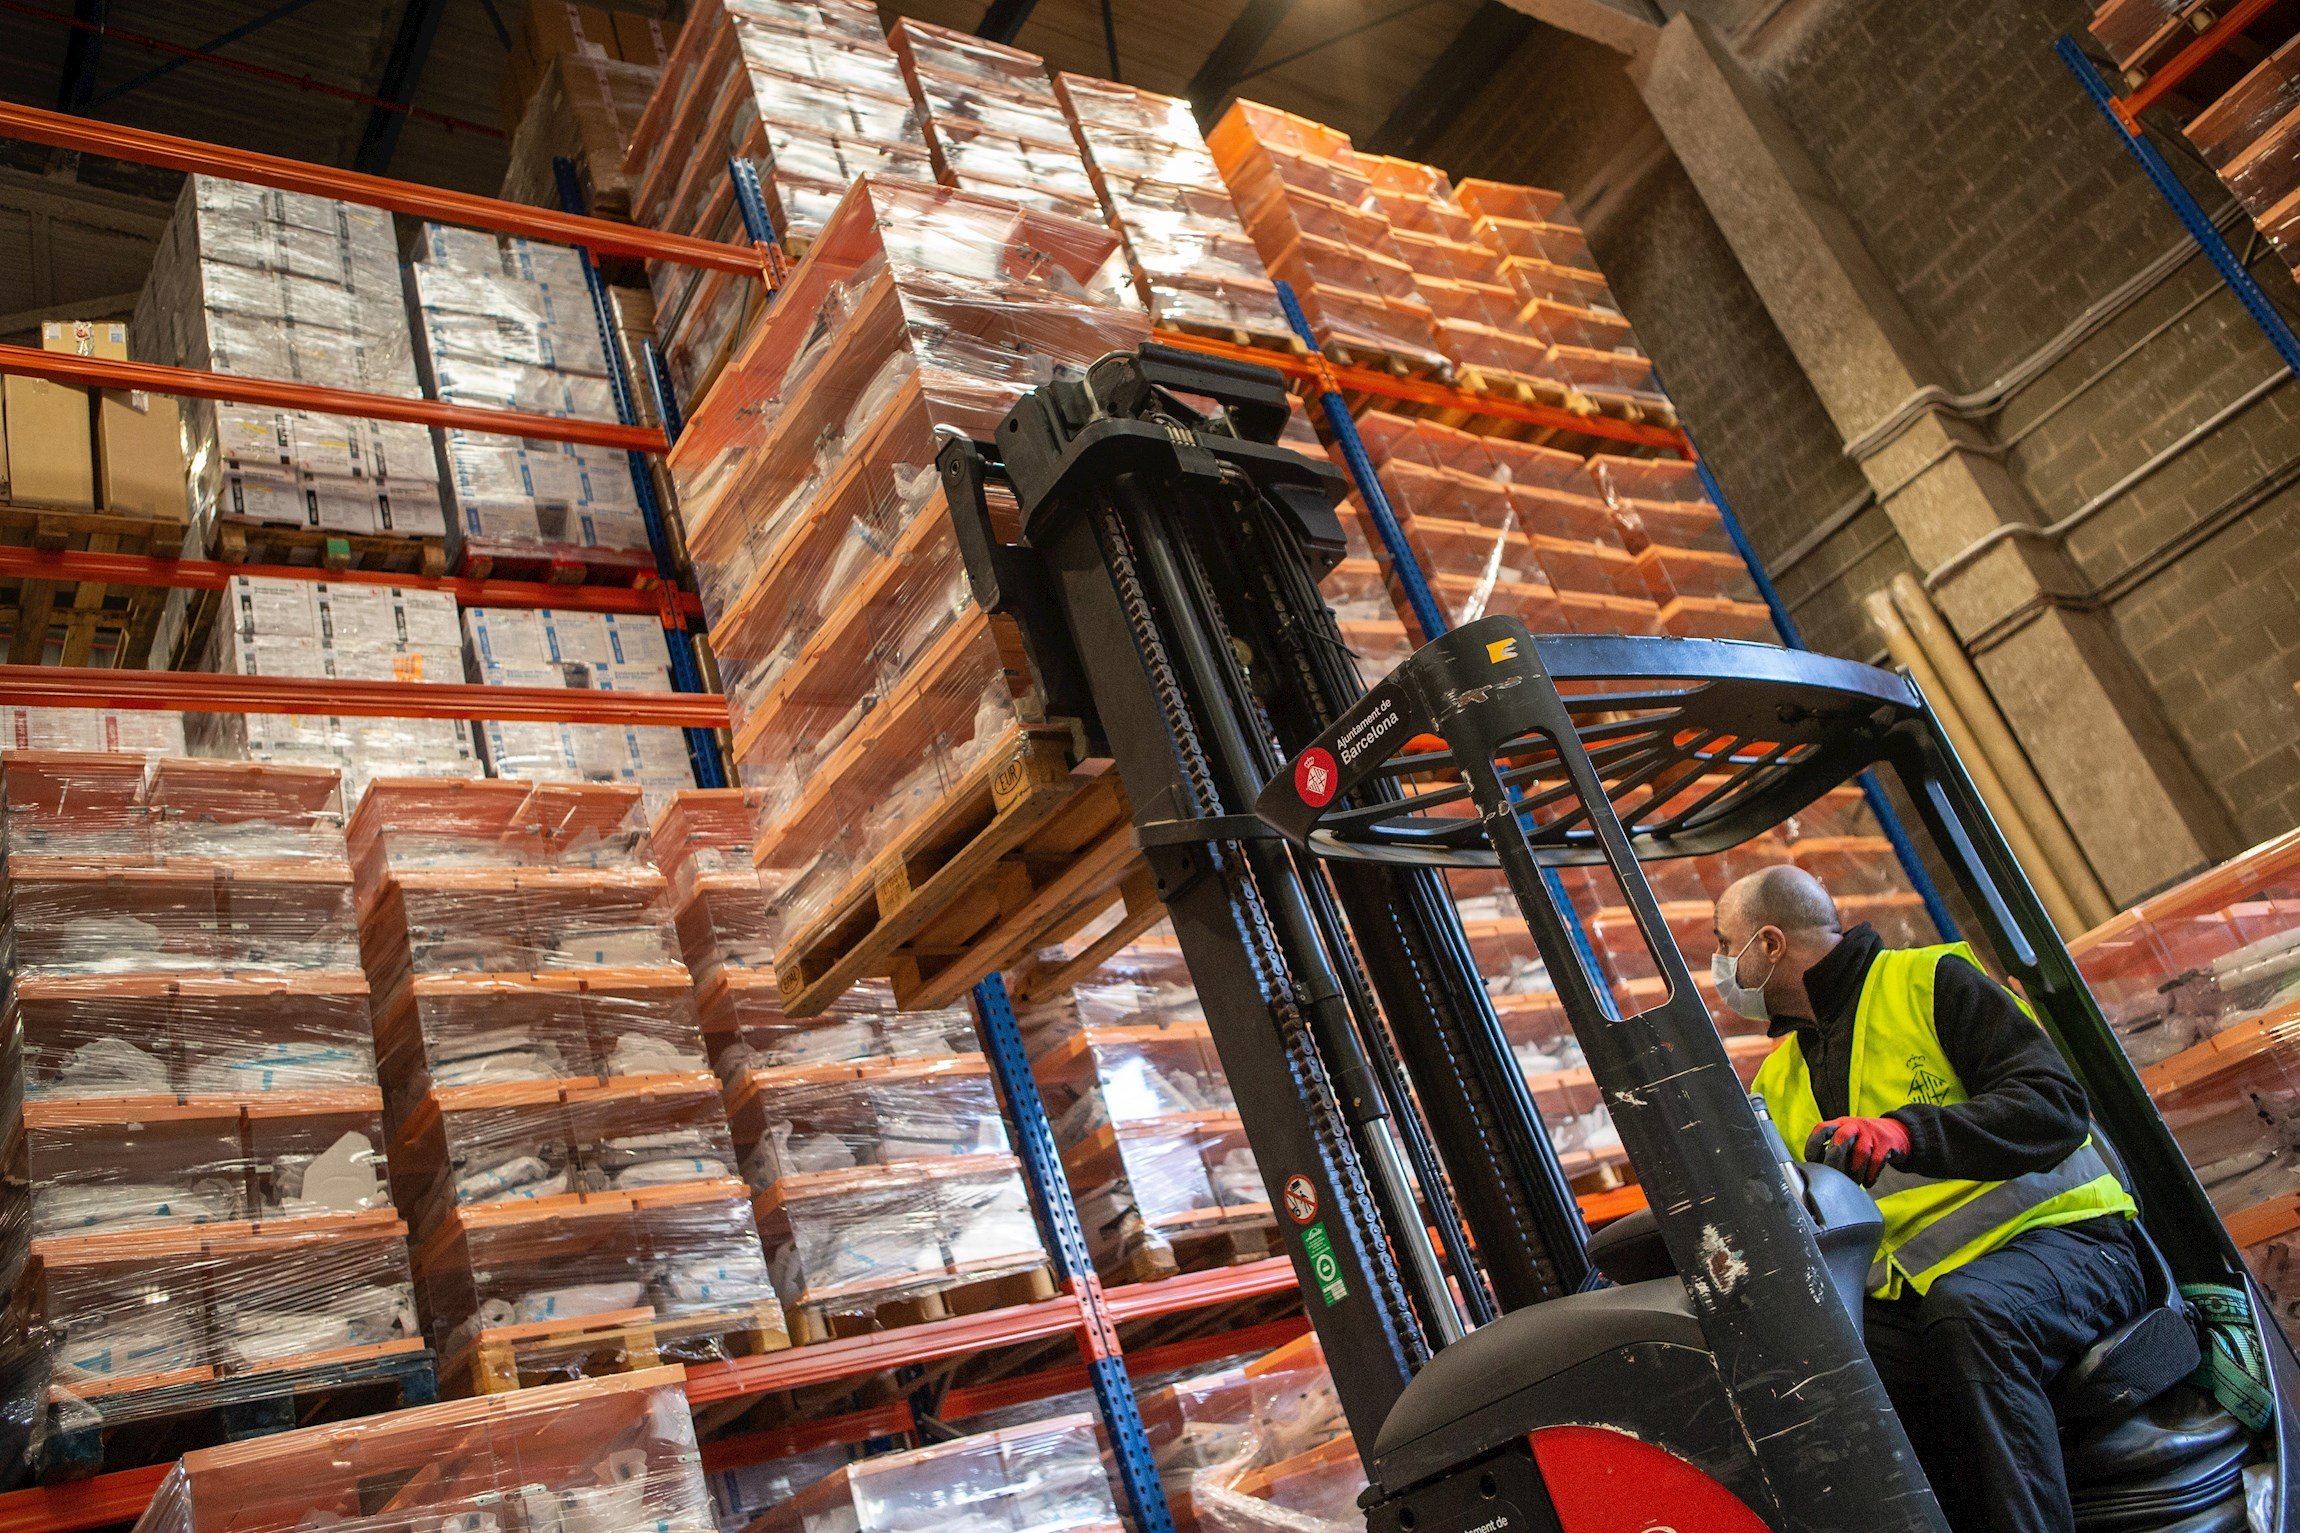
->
[1770, 924, 2092, 1182]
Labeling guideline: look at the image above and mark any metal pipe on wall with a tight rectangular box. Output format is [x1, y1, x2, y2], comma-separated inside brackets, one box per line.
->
[1864, 590, 2092, 940]
[1884, 574, 2117, 930]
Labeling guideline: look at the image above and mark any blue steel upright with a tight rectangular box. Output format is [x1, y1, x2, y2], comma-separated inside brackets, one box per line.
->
[1269, 278, 1613, 989]
[2057, 35, 2300, 379]
[971, 974, 1179, 1533]
[550, 158, 726, 788]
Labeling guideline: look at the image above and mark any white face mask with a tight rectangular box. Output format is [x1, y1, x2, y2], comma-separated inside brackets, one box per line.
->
[1710, 932, 1776, 1022]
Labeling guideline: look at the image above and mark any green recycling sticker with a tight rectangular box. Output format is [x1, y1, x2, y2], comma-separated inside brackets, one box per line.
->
[1299, 1221, 1350, 1306]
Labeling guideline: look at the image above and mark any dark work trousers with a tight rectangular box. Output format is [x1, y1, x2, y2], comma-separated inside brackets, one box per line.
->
[1864, 1216, 2148, 1533]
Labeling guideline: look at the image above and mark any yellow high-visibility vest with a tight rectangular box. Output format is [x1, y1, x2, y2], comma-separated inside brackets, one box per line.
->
[1753, 942, 2134, 1299]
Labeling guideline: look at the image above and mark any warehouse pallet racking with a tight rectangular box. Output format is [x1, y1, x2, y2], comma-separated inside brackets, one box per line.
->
[0, 92, 1954, 1533]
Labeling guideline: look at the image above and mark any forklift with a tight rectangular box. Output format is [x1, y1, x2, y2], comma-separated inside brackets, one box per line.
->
[937, 343, 2299, 1533]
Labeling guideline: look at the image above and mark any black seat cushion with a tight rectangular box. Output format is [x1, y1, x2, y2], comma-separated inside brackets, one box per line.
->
[2069, 1429, 2247, 1528]
[2059, 1307, 2205, 1424]
[1587, 1207, 1672, 1286]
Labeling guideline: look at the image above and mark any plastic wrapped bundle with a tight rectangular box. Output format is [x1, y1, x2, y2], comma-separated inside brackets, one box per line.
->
[462, 606, 696, 811]
[890, 22, 1105, 222]
[410, 224, 654, 580]
[712, 977, 982, 1076]
[2087, 0, 2208, 77]
[727, 1055, 1008, 1188]
[744, 1413, 1120, 1533]
[131, 1367, 713, 1533]
[1137, 1334, 1360, 1533]
[623, 0, 934, 401]
[1054, 74, 1285, 343]
[1207, 100, 1446, 379]
[667, 177, 1146, 1014]
[129, 175, 446, 544]
[1581, 455, 1776, 644]
[416, 1184, 782, 1392]
[347, 778, 785, 1391]
[189, 575, 482, 799]
[1021, 980, 1271, 1281]
[652, 788, 778, 1026]
[2185, 37, 2300, 223]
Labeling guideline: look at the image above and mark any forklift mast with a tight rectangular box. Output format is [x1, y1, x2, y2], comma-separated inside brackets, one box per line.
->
[937, 345, 2296, 1533]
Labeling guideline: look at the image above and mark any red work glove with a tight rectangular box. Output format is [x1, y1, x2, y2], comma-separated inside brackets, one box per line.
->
[1803, 1116, 1913, 1188]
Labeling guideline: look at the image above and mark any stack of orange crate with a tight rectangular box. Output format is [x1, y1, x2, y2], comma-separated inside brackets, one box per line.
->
[1453, 179, 1669, 423]
[1, 753, 429, 1478]
[1208, 100, 1449, 379]
[890, 21, 1106, 223]
[346, 777, 787, 1396]
[642, 789, 1047, 1344]
[1055, 74, 1293, 350]
[621, 0, 935, 400]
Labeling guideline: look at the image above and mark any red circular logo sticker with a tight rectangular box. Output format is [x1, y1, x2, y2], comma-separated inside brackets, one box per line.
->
[1294, 748, 1339, 808]
[1284, 1174, 1319, 1225]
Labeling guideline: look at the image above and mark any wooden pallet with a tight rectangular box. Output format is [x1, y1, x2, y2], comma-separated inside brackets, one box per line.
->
[0, 501, 191, 667]
[459, 1301, 788, 1396]
[786, 1264, 1059, 1347]
[1108, 1218, 1278, 1286]
[214, 518, 449, 576]
[1323, 335, 1450, 383]
[34, 1340, 437, 1483]
[1161, 311, 1311, 358]
[452, 537, 657, 586]
[770, 730, 1136, 1018]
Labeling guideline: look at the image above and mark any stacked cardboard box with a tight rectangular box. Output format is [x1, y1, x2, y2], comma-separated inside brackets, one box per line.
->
[188, 574, 482, 800]
[1208, 101, 1447, 379]
[129, 177, 447, 548]
[501, 53, 665, 218]
[347, 777, 786, 1395]
[0, 707, 185, 756]
[1021, 975, 1272, 1282]
[463, 605, 696, 811]
[1056, 74, 1287, 345]
[501, 0, 680, 131]
[0, 319, 189, 523]
[890, 22, 1104, 222]
[2180, 35, 2300, 282]
[0, 754, 425, 1464]
[668, 176, 1145, 1014]
[623, 0, 934, 401]
[2068, 829, 2300, 1340]
[410, 223, 655, 580]
[740, 1413, 1121, 1533]
[134, 1367, 714, 1533]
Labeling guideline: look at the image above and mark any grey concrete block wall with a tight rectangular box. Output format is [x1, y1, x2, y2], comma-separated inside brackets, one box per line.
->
[1428, 0, 2300, 881]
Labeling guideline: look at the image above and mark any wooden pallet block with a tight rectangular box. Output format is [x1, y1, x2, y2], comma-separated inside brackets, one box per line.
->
[1108, 1218, 1278, 1287]
[1160, 310, 1312, 358]
[770, 730, 1121, 1018]
[0, 501, 191, 667]
[215, 518, 449, 577]
[461, 1300, 789, 1395]
[786, 1264, 1060, 1347]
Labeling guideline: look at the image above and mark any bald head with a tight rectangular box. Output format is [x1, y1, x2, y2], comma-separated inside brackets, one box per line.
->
[1717, 865, 1840, 940]
[1712, 865, 1843, 1023]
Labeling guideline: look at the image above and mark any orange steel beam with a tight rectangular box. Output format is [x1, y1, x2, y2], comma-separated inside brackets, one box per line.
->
[0, 100, 763, 275]
[1155, 328, 1695, 456]
[0, 345, 667, 454]
[2113, 0, 2280, 128]
[700, 1402, 918, 1472]
[0, 665, 731, 727]
[0, 1464, 170, 1533]
[0, 545, 706, 621]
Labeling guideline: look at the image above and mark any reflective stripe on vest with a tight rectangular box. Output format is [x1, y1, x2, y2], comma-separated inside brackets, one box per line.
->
[1753, 941, 2135, 1298]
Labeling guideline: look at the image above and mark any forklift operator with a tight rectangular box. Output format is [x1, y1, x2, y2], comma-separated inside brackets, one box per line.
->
[1713, 865, 2144, 1533]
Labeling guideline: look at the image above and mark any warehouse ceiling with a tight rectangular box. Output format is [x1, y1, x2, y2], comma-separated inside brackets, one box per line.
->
[0, 0, 1534, 339]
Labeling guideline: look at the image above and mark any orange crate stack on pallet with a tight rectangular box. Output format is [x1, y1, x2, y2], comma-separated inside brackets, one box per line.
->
[345, 777, 787, 1398]
[1, 753, 429, 1481]
[890, 21, 1106, 223]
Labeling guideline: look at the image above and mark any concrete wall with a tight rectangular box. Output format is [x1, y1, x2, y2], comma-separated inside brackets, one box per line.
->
[1429, 0, 2300, 881]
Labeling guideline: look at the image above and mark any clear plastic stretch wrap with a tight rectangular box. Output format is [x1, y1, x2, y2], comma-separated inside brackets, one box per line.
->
[2184, 35, 2300, 255]
[0, 753, 425, 1440]
[712, 977, 982, 1074]
[665, 176, 1146, 949]
[410, 224, 654, 578]
[346, 778, 785, 1390]
[132, 1367, 713, 1533]
[624, 0, 934, 400]
[651, 789, 778, 1027]
[1136, 1334, 1360, 1533]
[2088, 0, 2202, 70]
[740, 1413, 1120, 1533]
[0, 709, 187, 758]
[1206, 101, 1447, 377]
[1020, 979, 1271, 1280]
[190, 574, 483, 800]
[1054, 74, 1285, 340]
[129, 175, 447, 542]
[463, 606, 697, 811]
[1579, 454, 1773, 642]
[2067, 830, 2300, 1338]
[889, 22, 1107, 223]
